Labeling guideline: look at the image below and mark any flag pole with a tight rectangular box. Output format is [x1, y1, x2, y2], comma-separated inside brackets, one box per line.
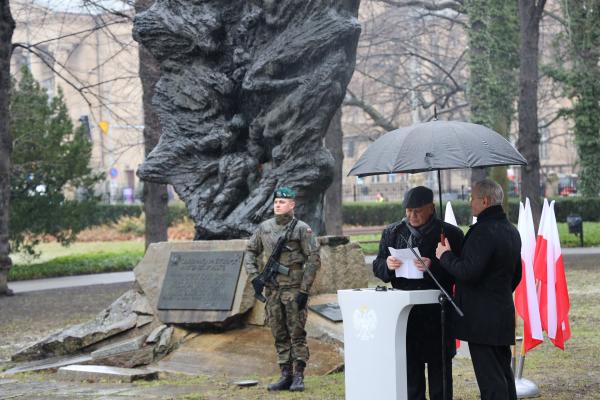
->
[515, 314, 541, 398]
[516, 332, 526, 379]
[511, 302, 517, 374]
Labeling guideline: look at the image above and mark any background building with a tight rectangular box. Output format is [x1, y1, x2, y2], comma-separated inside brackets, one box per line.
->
[10, 0, 579, 205]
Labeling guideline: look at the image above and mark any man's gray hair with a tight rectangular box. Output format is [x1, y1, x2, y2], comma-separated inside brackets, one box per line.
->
[474, 178, 503, 205]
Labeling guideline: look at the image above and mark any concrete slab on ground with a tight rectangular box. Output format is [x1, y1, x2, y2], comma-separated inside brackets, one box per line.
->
[4, 354, 93, 375]
[57, 364, 158, 383]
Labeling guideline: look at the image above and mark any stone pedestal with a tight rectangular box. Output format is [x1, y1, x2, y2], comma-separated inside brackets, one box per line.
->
[135, 240, 255, 326]
[311, 236, 369, 295]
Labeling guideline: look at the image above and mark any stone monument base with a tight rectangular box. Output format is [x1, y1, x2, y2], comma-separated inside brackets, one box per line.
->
[152, 325, 343, 378]
[8, 238, 359, 377]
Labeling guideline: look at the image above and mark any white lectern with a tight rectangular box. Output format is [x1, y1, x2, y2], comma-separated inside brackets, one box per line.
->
[338, 288, 440, 400]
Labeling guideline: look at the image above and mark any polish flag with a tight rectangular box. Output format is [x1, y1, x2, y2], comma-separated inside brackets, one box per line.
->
[444, 201, 461, 349]
[533, 200, 571, 349]
[515, 198, 543, 352]
[444, 201, 458, 226]
[533, 199, 549, 279]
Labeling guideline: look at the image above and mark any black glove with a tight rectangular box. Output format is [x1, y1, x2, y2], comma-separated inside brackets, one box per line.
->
[296, 291, 309, 310]
[251, 277, 263, 295]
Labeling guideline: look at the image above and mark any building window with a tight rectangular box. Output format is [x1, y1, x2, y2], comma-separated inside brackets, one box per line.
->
[387, 173, 396, 183]
[540, 126, 549, 160]
[345, 139, 355, 157]
[41, 77, 55, 99]
[12, 47, 29, 70]
[372, 175, 380, 183]
[356, 176, 364, 185]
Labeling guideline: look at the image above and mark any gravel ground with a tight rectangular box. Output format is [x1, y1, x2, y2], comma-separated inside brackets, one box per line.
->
[0, 282, 133, 364]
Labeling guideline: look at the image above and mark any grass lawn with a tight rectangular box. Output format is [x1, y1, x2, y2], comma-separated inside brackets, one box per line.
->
[10, 240, 144, 265]
[8, 241, 145, 281]
[353, 222, 600, 254]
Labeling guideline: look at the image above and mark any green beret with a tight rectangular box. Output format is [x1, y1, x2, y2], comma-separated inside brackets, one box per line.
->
[274, 187, 296, 199]
[403, 186, 433, 208]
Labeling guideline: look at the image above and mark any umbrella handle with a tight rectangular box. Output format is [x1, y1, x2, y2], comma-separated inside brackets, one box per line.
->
[440, 233, 446, 246]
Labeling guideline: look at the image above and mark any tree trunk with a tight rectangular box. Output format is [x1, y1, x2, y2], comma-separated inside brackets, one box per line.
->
[135, 0, 168, 249]
[466, 0, 490, 189]
[517, 0, 546, 228]
[324, 108, 343, 236]
[0, 1, 15, 295]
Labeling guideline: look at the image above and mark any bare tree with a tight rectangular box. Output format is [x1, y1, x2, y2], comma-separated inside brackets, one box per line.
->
[344, 2, 469, 137]
[517, 0, 546, 226]
[134, 0, 168, 248]
[345, 0, 571, 211]
[325, 108, 344, 235]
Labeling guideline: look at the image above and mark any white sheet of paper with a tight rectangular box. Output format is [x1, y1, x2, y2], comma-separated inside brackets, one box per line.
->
[388, 247, 424, 279]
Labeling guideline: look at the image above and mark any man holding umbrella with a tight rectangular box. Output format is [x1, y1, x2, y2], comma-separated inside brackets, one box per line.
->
[436, 179, 522, 400]
[373, 186, 464, 400]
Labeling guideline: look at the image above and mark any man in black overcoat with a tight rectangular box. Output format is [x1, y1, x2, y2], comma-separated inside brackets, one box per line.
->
[373, 186, 464, 400]
[436, 178, 522, 400]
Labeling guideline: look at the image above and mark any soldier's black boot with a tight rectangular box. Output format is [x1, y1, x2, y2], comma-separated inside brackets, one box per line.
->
[268, 364, 293, 391]
[289, 361, 305, 392]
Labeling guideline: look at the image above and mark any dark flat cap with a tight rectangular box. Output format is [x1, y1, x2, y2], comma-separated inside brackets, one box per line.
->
[403, 186, 433, 208]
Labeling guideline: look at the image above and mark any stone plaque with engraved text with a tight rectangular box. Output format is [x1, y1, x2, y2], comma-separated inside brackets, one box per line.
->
[157, 251, 243, 311]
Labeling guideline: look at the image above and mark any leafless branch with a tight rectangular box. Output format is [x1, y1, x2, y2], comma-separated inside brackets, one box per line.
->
[376, 0, 465, 13]
[28, 19, 128, 47]
[543, 9, 567, 26]
[344, 89, 399, 132]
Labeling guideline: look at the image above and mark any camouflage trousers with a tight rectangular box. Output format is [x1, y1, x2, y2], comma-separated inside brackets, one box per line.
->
[265, 287, 309, 365]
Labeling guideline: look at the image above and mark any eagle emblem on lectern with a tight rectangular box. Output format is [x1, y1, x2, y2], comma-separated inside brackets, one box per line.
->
[353, 305, 377, 341]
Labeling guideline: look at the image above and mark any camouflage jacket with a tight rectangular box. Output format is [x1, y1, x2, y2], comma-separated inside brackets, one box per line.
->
[244, 213, 320, 292]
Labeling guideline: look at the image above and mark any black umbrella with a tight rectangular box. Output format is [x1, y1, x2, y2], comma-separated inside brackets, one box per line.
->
[348, 120, 527, 220]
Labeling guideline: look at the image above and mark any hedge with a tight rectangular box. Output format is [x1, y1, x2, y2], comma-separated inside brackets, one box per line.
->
[86, 203, 188, 228]
[8, 251, 144, 281]
[88, 197, 600, 229]
[89, 204, 143, 226]
[343, 197, 600, 226]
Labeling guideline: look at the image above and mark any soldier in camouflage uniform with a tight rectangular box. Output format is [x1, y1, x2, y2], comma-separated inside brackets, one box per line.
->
[245, 187, 321, 392]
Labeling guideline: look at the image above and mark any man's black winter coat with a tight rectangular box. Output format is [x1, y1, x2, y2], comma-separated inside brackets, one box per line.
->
[439, 205, 522, 346]
[373, 217, 464, 359]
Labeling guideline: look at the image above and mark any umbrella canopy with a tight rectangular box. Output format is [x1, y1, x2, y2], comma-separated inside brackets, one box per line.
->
[348, 120, 527, 177]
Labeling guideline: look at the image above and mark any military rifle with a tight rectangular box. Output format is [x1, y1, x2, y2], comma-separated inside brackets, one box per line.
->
[253, 218, 298, 303]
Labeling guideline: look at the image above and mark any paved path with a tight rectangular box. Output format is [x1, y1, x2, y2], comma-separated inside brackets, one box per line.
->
[8, 247, 599, 294]
[8, 272, 135, 294]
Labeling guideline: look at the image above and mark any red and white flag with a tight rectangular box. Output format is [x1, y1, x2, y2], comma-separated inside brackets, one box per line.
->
[444, 201, 462, 349]
[444, 201, 458, 227]
[533, 199, 549, 273]
[515, 198, 543, 352]
[533, 200, 571, 349]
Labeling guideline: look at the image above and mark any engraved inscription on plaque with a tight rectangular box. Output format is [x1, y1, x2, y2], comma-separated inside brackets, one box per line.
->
[157, 251, 243, 311]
